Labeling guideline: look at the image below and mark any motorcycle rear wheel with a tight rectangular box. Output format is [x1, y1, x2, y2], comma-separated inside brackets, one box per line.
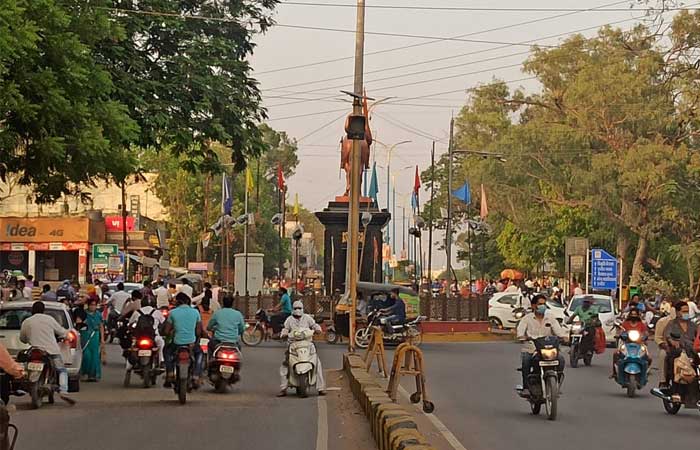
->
[215, 379, 227, 394]
[297, 377, 308, 398]
[143, 367, 151, 389]
[545, 375, 558, 421]
[569, 346, 578, 368]
[29, 380, 42, 410]
[663, 399, 680, 414]
[626, 374, 637, 398]
[242, 327, 263, 347]
[326, 330, 338, 345]
[123, 370, 131, 388]
[177, 379, 187, 404]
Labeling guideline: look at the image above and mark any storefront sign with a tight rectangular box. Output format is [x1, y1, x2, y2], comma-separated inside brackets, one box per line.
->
[7, 252, 24, 266]
[1, 242, 89, 252]
[104, 216, 135, 232]
[92, 244, 119, 269]
[187, 262, 213, 272]
[0, 217, 91, 243]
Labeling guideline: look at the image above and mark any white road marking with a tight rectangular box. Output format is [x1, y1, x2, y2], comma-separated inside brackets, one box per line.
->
[316, 395, 328, 450]
[398, 385, 468, 450]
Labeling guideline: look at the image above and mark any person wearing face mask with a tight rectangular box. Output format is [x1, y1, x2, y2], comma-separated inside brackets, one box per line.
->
[663, 301, 697, 389]
[611, 307, 651, 378]
[277, 301, 326, 397]
[516, 294, 568, 397]
[655, 301, 675, 386]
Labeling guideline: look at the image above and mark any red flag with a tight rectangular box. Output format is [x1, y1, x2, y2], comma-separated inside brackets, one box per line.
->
[413, 166, 421, 194]
[480, 184, 489, 219]
[277, 163, 285, 191]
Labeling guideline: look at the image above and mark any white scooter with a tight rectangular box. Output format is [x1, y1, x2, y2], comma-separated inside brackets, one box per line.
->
[286, 328, 318, 398]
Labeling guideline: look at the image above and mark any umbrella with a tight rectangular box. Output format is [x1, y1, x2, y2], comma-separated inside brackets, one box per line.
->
[500, 269, 524, 280]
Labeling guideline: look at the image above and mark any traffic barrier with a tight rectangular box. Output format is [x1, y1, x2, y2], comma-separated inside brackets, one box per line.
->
[343, 352, 437, 450]
[386, 341, 435, 413]
[363, 327, 388, 377]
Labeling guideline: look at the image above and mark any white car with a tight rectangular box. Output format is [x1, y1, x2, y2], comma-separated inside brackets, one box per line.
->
[488, 292, 565, 330]
[563, 294, 618, 344]
[0, 301, 82, 392]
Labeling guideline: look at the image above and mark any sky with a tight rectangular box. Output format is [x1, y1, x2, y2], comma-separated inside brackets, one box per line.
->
[249, 0, 665, 272]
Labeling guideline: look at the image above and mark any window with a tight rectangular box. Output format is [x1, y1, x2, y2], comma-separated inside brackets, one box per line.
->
[0, 308, 69, 330]
[497, 295, 518, 306]
[568, 296, 613, 314]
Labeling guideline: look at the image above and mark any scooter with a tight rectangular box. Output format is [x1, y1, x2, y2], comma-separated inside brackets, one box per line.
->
[123, 332, 164, 389]
[354, 311, 424, 349]
[207, 343, 242, 393]
[614, 329, 649, 398]
[516, 336, 564, 421]
[286, 328, 318, 398]
[569, 317, 596, 368]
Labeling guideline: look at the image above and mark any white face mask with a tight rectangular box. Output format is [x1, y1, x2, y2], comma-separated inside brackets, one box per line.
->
[292, 308, 303, 317]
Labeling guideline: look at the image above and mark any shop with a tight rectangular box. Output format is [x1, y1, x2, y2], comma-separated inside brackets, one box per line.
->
[0, 217, 105, 285]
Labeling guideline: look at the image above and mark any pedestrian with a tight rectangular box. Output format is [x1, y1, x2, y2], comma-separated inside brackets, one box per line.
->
[80, 297, 105, 381]
[40, 284, 58, 302]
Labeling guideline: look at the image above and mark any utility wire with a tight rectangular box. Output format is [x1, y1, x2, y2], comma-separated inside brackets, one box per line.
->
[282, 2, 696, 12]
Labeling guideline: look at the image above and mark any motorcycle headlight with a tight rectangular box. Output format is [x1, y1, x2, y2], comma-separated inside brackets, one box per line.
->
[541, 348, 558, 360]
[514, 311, 524, 320]
[571, 324, 583, 333]
[628, 330, 641, 343]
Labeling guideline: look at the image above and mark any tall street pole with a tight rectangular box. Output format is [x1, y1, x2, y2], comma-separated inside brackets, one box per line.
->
[346, 0, 365, 352]
[446, 118, 454, 297]
[121, 181, 129, 281]
[427, 141, 435, 284]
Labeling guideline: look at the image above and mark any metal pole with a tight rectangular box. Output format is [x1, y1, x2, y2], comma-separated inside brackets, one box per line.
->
[585, 248, 590, 294]
[278, 183, 283, 279]
[244, 182, 249, 295]
[446, 118, 454, 297]
[121, 181, 129, 281]
[427, 142, 434, 284]
[392, 179, 396, 256]
[346, 0, 365, 352]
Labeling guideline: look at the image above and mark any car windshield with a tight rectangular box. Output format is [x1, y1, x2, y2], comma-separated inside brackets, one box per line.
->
[568, 297, 613, 314]
[0, 308, 69, 330]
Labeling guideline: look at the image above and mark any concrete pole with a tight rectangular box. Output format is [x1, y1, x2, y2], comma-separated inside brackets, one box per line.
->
[446, 118, 454, 297]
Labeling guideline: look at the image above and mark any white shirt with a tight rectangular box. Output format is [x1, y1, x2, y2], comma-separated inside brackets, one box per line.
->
[192, 291, 221, 312]
[128, 306, 165, 335]
[154, 286, 170, 308]
[22, 287, 33, 300]
[20, 313, 68, 356]
[178, 284, 193, 299]
[689, 301, 700, 318]
[516, 312, 568, 354]
[282, 314, 321, 338]
[505, 285, 519, 293]
[109, 291, 131, 313]
[574, 286, 584, 295]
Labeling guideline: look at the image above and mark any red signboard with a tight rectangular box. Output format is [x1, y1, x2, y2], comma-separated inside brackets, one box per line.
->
[104, 216, 135, 232]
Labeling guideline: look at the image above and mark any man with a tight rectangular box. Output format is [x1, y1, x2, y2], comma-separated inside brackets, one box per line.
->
[18, 279, 32, 300]
[270, 287, 292, 334]
[193, 282, 220, 312]
[127, 294, 166, 366]
[141, 279, 155, 305]
[40, 284, 57, 302]
[207, 295, 245, 352]
[655, 301, 675, 386]
[108, 282, 131, 314]
[163, 293, 204, 387]
[178, 280, 194, 299]
[119, 289, 143, 320]
[663, 301, 697, 392]
[568, 296, 600, 326]
[277, 301, 325, 397]
[56, 280, 75, 303]
[516, 294, 568, 396]
[154, 281, 170, 309]
[380, 288, 406, 333]
[168, 282, 178, 305]
[19, 302, 75, 404]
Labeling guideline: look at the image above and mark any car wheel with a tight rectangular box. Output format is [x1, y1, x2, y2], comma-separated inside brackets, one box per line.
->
[489, 317, 503, 330]
[68, 377, 80, 393]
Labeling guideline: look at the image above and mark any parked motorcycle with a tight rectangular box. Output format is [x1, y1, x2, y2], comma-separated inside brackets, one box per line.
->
[242, 309, 285, 346]
[354, 311, 424, 349]
[569, 318, 597, 368]
[286, 328, 318, 398]
[174, 345, 196, 405]
[516, 336, 564, 421]
[614, 329, 649, 398]
[207, 343, 242, 393]
[123, 333, 163, 389]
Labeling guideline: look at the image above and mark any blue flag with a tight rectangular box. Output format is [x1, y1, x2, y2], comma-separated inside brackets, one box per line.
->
[222, 174, 232, 215]
[453, 182, 471, 205]
[368, 162, 379, 202]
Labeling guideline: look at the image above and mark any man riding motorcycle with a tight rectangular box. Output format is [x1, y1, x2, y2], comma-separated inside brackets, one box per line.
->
[206, 295, 246, 352]
[567, 295, 601, 358]
[127, 294, 166, 367]
[517, 294, 568, 396]
[277, 301, 325, 397]
[269, 287, 292, 335]
[379, 288, 406, 333]
[163, 293, 204, 388]
[654, 301, 675, 386]
[611, 307, 651, 378]
[663, 301, 697, 397]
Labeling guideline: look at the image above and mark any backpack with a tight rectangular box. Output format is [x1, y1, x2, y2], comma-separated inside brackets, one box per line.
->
[133, 308, 156, 338]
[674, 351, 697, 384]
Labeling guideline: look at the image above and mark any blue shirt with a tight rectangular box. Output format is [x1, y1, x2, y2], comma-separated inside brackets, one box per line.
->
[207, 308, 246, 344]
[168, 305, 201, 345]
[389, 298, 406, 321]
[280, 293, 292, 314]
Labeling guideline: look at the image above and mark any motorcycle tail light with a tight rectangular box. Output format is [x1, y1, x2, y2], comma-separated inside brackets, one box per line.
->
[29, 348, 44, 362]
[67, 330, 78, 349]
[218, 351, 239, 362]
[138, 338, 153, 349]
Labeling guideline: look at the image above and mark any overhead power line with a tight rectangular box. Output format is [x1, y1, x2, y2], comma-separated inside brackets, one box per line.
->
[282, 2, 697, 12]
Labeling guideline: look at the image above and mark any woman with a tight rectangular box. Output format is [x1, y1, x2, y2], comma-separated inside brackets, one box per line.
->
[80, 297, 105, 382]
[197, 291, 213, 330]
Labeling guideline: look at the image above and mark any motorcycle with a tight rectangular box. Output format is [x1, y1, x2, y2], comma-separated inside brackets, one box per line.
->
[15, 346, 63, 409]
[123, 332, 164, 389]
[516, 336, 563, 421]
[207, 343, 242, 393]
[105, 305, 123, 344]
[651, 346, 700, 414]
[569, 318, 597, 368]
[286, 328, 318, 398]
[354, 311, 424, 349]
[173, 345, 196, 405]
[614, 329, 649, 398]
[242, 309, 285, 346]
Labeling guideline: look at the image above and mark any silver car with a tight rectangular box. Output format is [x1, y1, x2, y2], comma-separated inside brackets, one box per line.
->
[0, 301, 82, 392]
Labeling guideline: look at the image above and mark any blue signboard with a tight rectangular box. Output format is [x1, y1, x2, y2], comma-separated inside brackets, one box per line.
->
[591, 248, 618, 290]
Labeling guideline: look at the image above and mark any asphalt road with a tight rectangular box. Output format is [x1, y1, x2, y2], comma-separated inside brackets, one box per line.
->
[414, 342, 700, 450]
[8, 342, 350, 450]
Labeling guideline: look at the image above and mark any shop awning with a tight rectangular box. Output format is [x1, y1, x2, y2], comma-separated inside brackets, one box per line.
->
[128, 254, 159, 268]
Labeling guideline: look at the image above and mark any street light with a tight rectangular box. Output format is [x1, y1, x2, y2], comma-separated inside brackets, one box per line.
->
[375, 140, 411, 252]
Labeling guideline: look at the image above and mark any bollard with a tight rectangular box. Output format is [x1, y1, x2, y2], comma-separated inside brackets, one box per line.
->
[386, 341, 435, 414]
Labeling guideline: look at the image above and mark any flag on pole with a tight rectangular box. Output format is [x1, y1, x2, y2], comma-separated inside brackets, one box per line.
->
[453, 182, 471, 205]
[293, 193, 300, 217]
[277, 163, 285, 192]
[411, 166, 421, 211]
[221, 174, 232, 215]
[368, 162, 379, 202]
[245, 167, 254, 195]
[480, 183, 489, 219]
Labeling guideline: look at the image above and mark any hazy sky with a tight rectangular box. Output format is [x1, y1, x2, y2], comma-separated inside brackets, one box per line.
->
[250, 0, 661, 270]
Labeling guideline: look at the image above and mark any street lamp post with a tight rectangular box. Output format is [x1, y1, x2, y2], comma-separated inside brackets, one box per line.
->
[376, 140, 411, 251]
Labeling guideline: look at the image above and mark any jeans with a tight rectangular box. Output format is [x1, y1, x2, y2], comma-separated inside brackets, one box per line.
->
[50, 355, 68, 394]
[521, 352, 565, 387]
[270, 313, 290, 334]
[165, 343, 203, 378]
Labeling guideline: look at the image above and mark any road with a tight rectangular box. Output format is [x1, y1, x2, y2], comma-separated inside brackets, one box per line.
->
[8, 342, 357, 450]
[414, 342, 700, 450]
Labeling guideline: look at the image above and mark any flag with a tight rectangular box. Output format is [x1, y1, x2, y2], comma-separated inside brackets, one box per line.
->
[277, 163, 285, 192]
[221, 174, 232, 215]
[480, 184, 489, 219]
[368, 162, 379, 202]
[201, 232, 212, 248]
[293, 193, 300, 217]
[453, 182, 471, 205]
[245, 166, 254, 195]
[411, 166, 421, 211]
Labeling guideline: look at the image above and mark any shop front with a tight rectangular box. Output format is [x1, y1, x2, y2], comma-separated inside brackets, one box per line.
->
[0, 217, 105, 285]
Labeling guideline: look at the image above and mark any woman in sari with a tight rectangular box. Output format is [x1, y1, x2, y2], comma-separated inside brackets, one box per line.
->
[80, 297, 105, 382]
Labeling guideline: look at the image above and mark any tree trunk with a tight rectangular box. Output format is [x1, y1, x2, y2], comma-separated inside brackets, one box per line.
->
[685, 252, 695, 298]
[630, 236, 648, 287]
[616, 233, 630, 286]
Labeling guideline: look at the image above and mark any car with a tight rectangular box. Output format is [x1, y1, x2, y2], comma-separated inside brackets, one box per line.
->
[0, 301, 82, 392]
[104, 282, 144, 298]
[563, 294, 619, 344]
[489, 291, 566, 330]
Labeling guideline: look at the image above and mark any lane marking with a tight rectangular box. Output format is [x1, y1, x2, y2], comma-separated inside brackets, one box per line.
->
[316, 395, 328, 450]
[398, 385, 468, 450]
